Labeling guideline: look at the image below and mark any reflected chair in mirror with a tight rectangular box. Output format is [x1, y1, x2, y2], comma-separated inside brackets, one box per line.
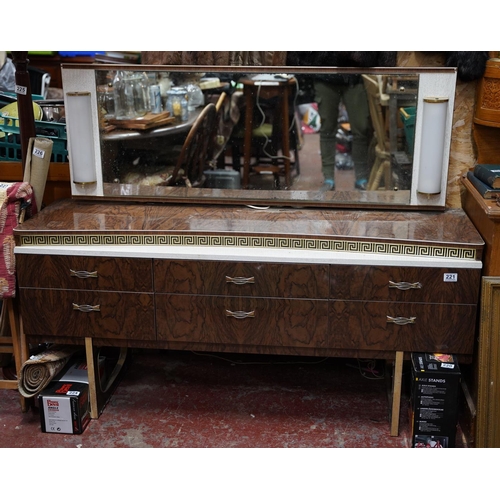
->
[167, 102, 217, 187]
[363, 75, 392, 191]
[231, 76, 300, 190]
[206, 92, 228, 168]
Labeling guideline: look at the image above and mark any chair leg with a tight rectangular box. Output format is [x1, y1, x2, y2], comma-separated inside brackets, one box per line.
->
[367, 158, 382, 190]
[0, 299, 29, 412]
[369, 159, 390, 191]
[384, 159, 393, 190]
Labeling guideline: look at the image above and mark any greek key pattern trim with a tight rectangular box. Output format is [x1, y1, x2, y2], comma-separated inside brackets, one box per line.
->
[18, 234, 477, 260]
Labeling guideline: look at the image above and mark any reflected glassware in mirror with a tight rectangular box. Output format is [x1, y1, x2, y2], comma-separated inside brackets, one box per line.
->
[186, 82, 204, 111]
[98, 69, 417, 196]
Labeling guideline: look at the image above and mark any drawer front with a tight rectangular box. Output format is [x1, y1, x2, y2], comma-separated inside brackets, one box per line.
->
[16, 254, 153, 292]
[330, 265, 481, 304]
[154, 260, 329, 298]
[20, 289, 155, 340]
[329, 301, 476, 354]
[156, 294, 329, 348]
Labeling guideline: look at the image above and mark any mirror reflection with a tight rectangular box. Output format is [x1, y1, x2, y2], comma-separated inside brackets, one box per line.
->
[96, 68, 418, 204]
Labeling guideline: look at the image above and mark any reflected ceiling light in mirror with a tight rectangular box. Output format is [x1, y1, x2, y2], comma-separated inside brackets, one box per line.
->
[65, 91, 97, 185]
[417, 97, 449, 195]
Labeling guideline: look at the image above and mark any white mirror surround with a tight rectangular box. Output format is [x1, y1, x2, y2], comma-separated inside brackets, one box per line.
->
[62, 64, 457, 210]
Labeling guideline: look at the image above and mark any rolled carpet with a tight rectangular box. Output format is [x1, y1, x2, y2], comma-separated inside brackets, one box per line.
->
[18, 345, 82, 397]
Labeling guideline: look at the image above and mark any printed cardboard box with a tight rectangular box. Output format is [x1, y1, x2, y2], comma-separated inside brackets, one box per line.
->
[410, 353, 461, 448]
[38, 356, 106, 434]
[39, 381, 90, 434]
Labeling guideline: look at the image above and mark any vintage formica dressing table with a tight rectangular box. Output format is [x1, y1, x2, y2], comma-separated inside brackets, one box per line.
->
[11, 64, 486, 438]
[13, 200, 484, 435]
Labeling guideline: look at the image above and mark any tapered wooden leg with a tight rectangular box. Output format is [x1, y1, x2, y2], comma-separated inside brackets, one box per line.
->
[85, 337, 128, 419]
[390, 351, 404, 436]
[85, 337, 99, 419]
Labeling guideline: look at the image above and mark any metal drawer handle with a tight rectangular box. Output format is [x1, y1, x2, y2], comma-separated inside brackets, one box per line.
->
[225, 276, 255, 285]
[225, 309, 255, 319]
[387, 315, 416, 325]
[388, 281, 422, 291]
[70, 269, 98, 279]
[72, 303, 101, 313]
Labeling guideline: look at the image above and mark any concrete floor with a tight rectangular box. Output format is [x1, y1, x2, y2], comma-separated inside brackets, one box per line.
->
[0, 349, 422, 448]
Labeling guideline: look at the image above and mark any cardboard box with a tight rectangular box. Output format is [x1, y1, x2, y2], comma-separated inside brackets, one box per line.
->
[39, 381, 90, 434]
[410, 353, 461, 448]
[57, 357, 106, 385]
[38, 356, 106, 434]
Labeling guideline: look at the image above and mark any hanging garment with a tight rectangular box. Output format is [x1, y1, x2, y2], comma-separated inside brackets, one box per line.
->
[0, 181, 37, 299]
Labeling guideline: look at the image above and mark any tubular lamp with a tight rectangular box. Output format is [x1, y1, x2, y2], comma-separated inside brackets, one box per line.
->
[417, 97, 449, 195]
[65, 91, 96, 185]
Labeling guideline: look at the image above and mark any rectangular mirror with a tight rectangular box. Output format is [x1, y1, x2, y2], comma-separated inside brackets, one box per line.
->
[61, 64, 457, 209]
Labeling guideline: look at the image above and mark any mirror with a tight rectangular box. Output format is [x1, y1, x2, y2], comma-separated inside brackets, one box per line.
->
[61, 64, 457, 209]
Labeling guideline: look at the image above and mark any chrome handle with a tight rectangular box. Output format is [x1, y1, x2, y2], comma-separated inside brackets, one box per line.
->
[225, 309, 255, 319]
[70, 269, 98, 279]
[388, 281, 422, 291]
[387, 315, 416, 325]
[225, 276, 255, 285]
[72, 303, 101, 313]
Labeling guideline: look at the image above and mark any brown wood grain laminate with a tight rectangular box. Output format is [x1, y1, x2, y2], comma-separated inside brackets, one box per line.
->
[17, 254, 153, 292]
[329, 301, 476, 354]
[19, 289, 155, 340]
[154, 260, 329, 298]
[13, 198, 485, 252]
[156, 295, 329, 348]
[330, 265, 481, 304]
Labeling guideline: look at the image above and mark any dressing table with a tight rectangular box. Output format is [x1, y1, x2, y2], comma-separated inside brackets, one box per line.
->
[13, 65, 484, 438]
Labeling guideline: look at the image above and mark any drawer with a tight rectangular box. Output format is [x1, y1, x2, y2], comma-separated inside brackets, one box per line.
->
[156, 294, 329, 348]
[329, 301, 476, 354]
[330, 265, 481, 304]
[16, 254, 153, 292]
[154, 260, 329, 298]
[19, 289, 155, 340]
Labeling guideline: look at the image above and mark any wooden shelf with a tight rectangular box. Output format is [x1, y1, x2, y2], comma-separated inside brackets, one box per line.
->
[1, 161, 70, 181]
[1, 161, 71, 206]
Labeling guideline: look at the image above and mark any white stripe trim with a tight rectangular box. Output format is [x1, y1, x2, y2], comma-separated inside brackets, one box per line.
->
[15, 244, 482, 269]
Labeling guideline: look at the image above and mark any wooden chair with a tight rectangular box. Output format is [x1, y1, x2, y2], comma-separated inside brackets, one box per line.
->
[0, 299, 28, 411]
[362, 75, 392, 191]
[206, 92, 228, 167]
[167, 102, 217, 187]
[234, 76, 300, 190]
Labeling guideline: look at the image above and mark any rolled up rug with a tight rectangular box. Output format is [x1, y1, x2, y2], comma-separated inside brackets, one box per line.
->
[23, 136, 53, 212]
[18, 345, 82, 398]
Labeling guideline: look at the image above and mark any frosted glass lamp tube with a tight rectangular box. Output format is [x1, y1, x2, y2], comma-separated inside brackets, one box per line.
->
[417, 98, 449, 195]
[65, 91, 97, 185]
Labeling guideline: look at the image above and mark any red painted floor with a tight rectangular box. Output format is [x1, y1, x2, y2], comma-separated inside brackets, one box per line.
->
[1, 349, 465, 448]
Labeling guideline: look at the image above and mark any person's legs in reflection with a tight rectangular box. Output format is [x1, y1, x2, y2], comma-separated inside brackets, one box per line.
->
[343, 82, 371, 190]
[314, 79, 341, 190]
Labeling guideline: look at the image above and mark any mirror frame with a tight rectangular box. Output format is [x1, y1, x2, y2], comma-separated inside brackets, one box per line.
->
[61, 64, 457, 210]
